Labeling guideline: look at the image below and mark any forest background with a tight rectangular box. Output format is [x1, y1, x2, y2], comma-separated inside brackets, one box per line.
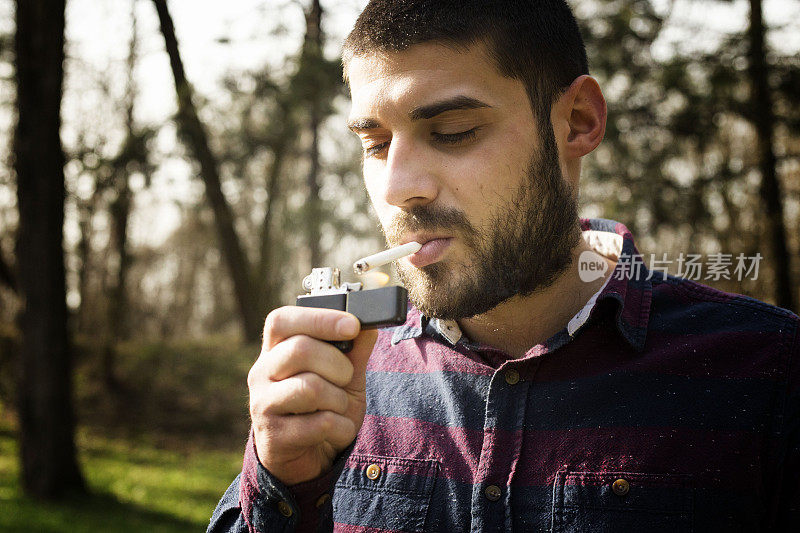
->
[0, 0, 798, 530]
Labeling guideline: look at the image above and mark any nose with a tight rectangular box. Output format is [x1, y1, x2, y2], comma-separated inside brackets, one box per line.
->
[380, 135, 439, 209]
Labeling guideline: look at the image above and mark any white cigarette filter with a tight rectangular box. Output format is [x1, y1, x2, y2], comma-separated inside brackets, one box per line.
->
[354, 241, 422, 275]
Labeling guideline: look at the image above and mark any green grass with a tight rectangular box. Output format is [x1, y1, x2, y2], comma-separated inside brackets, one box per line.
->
[0, 424, 245, 532]
[0, 335, 259, 532]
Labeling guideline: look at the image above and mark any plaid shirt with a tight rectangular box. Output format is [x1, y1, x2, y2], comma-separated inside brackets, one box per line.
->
[208, 218, 800, 532]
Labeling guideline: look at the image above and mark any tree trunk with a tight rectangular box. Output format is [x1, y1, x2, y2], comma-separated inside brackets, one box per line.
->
[14, 0, 85, 498]
[151, 0, 262, 342]
[304, 0, 324, 268]
[748, 0, 795, 311]
[108, 177, 131, 339]
[104, 170, 129, 389]
[0, 249, 16, 293]
[307, 107, 322, 268]
[75, 200, 94, 334]
[103, 1, 139, 392]
[108, 0, 137, 344]
[256, 118, 288, 313]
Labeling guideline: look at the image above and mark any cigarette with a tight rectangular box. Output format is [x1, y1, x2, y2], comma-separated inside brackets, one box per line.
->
[354, 242, 422, 275]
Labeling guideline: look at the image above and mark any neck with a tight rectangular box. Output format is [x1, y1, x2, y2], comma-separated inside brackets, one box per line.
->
[457, 238, 616, 358]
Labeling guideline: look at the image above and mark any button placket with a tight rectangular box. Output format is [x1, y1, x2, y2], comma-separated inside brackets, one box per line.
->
[469, 366, 532, 532]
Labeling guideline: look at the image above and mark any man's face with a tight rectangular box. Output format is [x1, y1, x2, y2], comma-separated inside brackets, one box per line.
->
[347, 43, 580, 319]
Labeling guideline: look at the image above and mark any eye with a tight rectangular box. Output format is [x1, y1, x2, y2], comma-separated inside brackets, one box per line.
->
[364, 140, 390, 158]
[432, 127, 478, 145]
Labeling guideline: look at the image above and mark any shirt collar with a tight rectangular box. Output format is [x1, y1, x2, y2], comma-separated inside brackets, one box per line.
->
[390, 304, 424, 345]
[392, 218, 652, 352]
[586, 218, 652, 351]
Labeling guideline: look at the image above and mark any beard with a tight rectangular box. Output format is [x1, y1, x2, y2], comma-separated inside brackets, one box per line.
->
[383, 125, 581, 320]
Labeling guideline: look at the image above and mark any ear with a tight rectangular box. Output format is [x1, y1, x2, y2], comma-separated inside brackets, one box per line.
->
[551, 75, 606, 160]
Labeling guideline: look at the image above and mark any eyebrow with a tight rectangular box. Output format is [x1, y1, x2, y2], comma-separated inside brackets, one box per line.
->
[409, 95, 491, 121]
[348, 117, 380, 132]
[347, 95, 492, 132]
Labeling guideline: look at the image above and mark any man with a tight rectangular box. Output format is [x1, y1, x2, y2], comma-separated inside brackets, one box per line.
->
[209, 1, 799, 531]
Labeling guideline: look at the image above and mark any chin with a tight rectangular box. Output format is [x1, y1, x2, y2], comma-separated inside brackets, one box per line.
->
[404, 274, 502, 321]
[399, 263, 456, 313]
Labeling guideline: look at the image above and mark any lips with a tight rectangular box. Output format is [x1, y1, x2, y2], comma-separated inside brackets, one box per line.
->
[406, 237, 453, 268]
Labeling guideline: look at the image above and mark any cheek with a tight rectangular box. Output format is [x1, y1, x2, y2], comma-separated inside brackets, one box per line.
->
[363, 169, 384, 205]
[363, 179, 393, 227]
[446, 140, 526, 209]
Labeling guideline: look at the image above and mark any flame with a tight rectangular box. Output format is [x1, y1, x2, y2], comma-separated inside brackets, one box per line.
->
[360, 271, 391, 289]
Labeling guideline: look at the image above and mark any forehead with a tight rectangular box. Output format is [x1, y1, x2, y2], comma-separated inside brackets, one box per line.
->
[346, 43, 529, 120]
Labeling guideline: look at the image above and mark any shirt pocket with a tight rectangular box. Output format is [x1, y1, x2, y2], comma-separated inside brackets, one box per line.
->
[333, 454, 439, 532]
[551, 470, 693, 533]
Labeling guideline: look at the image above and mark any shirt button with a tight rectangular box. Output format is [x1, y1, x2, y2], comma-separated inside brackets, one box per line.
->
[612, 478, 630, 496]
[484, 485, 502, 501]
[366, 463, 381, 480]
[504, 369, 520, 385]
[277, 501, 293, 517]
[315, 493, 331, 508]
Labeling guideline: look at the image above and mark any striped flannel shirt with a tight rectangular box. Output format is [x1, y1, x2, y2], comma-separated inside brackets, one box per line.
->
[208, 218, 800, 532]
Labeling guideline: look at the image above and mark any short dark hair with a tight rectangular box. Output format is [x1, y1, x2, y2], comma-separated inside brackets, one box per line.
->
[343, 0, 588, 126]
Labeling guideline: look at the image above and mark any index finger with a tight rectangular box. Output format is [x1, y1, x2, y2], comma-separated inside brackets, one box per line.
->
[263, 306, 361, 350]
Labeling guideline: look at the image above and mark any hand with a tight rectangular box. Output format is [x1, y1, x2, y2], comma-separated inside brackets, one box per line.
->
[248, 306, 378, 485]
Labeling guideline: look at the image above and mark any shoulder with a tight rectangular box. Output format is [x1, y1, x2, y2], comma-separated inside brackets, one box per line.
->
[632, 274, 800, 444]
[650, 273, 798, 340]
[644, 274, 798, 387]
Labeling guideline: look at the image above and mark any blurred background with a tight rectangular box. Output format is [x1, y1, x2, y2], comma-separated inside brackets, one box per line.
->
[0, 0, 798, 530]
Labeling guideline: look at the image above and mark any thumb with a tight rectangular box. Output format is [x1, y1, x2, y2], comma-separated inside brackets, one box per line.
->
[344, 328, 378, 394]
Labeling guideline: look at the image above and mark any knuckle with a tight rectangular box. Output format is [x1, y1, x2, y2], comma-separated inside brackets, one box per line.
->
[296, 373, 322, 399]
[249, 394, 266, 418]
[287, 334, 312, 354]
[251, 388, 281, 417]
[282, 336, 314, 369]
[286, 377, 308, 404]
[263, 337, 317, 383]
[317, 410, 336, 434]
[247, 360, 265, 390]
[264, 308, 284, 334]
[262, 343, 292, 382]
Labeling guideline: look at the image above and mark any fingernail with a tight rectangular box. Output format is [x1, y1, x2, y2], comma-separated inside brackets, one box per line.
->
[337, 316, 359, 337]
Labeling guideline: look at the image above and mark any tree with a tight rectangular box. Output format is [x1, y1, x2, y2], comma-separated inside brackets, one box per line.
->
[215, 69, 297, 316]
[576, 0, 799, 308]
[13, 0, 85, 497]
[746, 0, 793, 310]
[302, 0, 324, 267]
[151, 0, 352, 340]
[0, 3, 17, 305]
[107, 0, 139, 343]
[294, 0, 347, 270]
[152, 0, 262, 342]
[102, 0, 153, 388]
[0, 249, 15, 293]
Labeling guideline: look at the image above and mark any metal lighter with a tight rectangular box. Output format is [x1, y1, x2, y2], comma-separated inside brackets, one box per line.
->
[295, 242, 421, 352]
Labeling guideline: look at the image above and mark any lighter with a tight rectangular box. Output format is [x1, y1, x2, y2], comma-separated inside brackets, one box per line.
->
[296, 242, 422, 352]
